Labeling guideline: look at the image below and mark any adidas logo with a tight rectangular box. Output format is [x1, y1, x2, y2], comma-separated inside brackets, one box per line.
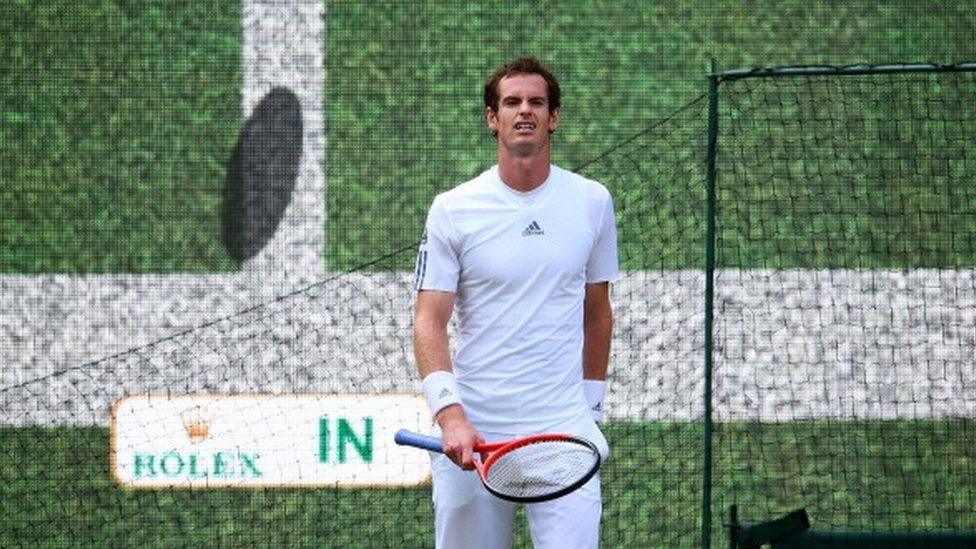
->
[437, 388, 453, 399]
[522, 221, 544, 236]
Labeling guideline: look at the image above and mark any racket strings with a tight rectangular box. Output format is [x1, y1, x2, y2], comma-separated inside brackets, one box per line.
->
[483, 440, 598, 499]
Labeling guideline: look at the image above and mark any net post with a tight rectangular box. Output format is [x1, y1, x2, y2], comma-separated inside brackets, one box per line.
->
[728, 504, 739, 549]
[702, 57, 720, 549]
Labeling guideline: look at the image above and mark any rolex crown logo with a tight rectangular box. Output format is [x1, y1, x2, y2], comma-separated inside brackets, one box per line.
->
[185, 421, 210, 442]
[180, 404, 213, 443]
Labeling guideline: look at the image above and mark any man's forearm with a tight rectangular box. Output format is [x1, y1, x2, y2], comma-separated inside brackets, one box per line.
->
[414, 317, 465, 426]
[413, 302, 482, 468]
[582, 292, 612, 422]
[582, 286, 613, 381]
[414, 319, 453, 379]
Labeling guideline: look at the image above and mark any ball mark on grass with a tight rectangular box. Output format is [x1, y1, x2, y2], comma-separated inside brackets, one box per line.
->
[222, 87, 303, 261]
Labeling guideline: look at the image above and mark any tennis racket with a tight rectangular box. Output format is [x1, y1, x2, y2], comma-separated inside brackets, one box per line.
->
[394, 429, 601, 503]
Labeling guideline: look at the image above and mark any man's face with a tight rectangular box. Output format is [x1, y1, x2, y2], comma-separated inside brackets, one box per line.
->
[486, 73, 560, 156]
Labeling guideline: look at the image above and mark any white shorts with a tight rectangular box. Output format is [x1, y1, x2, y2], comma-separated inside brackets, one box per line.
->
[429, 418, 608, 549]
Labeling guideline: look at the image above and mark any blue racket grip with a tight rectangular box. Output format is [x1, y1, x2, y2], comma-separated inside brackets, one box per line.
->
[394, 429, 444, 453]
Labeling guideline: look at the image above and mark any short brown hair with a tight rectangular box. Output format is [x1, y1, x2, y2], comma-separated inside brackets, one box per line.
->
[483, 57, 561, 114]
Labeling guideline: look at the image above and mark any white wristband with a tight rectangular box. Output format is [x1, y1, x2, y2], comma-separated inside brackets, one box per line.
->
[584, 380, 607, 422]
[422, 371, 462, 417]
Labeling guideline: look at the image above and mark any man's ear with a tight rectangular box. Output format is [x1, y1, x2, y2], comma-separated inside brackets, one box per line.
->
[548, 107, 560, 133]
[485, 106, 498, 133]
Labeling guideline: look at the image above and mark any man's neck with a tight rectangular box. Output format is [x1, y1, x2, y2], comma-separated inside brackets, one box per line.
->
[497, 146, 551, 192]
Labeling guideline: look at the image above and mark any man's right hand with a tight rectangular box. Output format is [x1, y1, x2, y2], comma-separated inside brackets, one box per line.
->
[436, 404, 484, 470]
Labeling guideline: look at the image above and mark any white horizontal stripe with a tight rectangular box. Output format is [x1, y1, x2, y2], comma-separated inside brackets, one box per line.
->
[2, 270, 974, 425]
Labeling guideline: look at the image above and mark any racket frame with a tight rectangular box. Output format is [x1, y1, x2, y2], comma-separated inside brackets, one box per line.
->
[394, 429, 601, 503]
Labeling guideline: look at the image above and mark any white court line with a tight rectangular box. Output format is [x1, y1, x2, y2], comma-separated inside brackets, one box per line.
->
[3, 269, 976, 425]
[242, 0, 325, 278]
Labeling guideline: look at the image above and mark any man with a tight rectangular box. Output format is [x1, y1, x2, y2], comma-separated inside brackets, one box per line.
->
[413, 57, 618, 548]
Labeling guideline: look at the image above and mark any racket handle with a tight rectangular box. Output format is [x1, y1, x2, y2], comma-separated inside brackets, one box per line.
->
[394, 429, 444, 453]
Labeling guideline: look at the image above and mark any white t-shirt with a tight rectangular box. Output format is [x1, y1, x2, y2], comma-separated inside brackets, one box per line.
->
[415, 165, 619, 433]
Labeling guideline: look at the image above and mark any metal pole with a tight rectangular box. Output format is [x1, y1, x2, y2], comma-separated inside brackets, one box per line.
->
[702, 58, 720, 549]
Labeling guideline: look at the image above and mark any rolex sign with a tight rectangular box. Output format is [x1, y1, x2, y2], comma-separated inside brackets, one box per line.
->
[111, 394, 431, 488]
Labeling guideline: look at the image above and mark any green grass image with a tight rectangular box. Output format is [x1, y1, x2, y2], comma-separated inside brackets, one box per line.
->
[0, 1, 241, 273]
[3, 2, 976, 272]
[2, 421, 972, 546]
[326, 1, 976, 271]
[715, 71, 976, 269]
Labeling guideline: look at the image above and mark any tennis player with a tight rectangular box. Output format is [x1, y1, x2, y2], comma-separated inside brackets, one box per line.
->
[413, 57, 618, 548]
